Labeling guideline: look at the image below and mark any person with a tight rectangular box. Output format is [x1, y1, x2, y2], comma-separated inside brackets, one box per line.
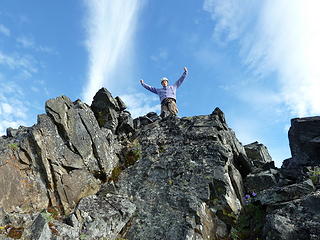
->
[140, 67, 188, 118]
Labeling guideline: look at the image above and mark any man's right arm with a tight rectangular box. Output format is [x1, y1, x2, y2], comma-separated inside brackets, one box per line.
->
[140, 80, 158, 94]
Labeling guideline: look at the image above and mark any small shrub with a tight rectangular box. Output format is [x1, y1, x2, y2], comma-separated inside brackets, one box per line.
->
[41, 211, 55, 223]
[79, 233, 88, 240]
[309, 167, 320, 185]
[159, 145, 165, 153]
[232, 192, 265, 240]
[108, 140, 141, 183]
[109, 166, 124, 182]
[47, 206, 60, 220]
[8, 143, 19, 151]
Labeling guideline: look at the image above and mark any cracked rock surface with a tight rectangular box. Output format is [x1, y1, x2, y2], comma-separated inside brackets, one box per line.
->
[0, 88, 320, 240]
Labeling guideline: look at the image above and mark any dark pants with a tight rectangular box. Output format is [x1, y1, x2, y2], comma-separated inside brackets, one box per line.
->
[160, 98, 178, 118]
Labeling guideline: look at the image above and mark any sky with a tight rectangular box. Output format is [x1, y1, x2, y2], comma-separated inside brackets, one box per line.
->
[1, 0, 320, 167]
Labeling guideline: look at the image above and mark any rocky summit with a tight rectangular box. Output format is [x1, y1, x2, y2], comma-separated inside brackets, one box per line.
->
[0, 88, 319, 240]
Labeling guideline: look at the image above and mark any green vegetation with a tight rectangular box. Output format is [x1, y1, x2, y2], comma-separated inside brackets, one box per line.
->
[123, 139, 141, 167]
[231, 193, 265, 240]
[108, 139, 141, 182]
[80, 234, 88, 240]
[309, 167, 320, 185]
[8, 143, 19, 151]
[41, 211, 55, 222]
[47, 206, 61, 220]
[124, 148, 141, 167]
[109, 166, 123, 182]
[159, 145, 165, 153]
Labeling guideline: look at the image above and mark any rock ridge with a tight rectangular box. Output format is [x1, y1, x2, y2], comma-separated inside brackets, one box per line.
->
[0, 88, 319, 240]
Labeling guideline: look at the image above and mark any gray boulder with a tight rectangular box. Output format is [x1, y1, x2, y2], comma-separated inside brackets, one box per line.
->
[255, 179, 315, 205]
[263, 190, 320, 240]
[244, 141, 274, 171]
[288, 116, 320, 166]
[245, 170, 278, 193]
[103, 109, 247, 239]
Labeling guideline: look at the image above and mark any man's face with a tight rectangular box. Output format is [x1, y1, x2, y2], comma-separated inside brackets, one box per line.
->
[161, 80, 168, 87]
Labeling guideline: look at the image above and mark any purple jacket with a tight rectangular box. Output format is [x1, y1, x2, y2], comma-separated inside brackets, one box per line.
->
[141, 71, 187, 103]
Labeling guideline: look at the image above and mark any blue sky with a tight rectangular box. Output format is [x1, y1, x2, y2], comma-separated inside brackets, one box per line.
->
[1, 0, 320, 167]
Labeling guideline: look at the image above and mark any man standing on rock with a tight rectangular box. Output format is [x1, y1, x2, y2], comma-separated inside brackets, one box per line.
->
[140, 67, 188, 118]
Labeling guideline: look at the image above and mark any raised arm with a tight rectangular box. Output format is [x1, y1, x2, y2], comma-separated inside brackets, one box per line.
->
[140, 79, 158, 94]
[173, 67, 188, 88]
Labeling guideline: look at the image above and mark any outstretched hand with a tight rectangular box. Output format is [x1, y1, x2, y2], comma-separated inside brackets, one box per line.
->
[184, 67, 188, 73]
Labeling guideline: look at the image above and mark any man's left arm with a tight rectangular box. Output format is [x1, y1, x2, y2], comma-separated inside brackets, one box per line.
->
[174, 67, 188, 88]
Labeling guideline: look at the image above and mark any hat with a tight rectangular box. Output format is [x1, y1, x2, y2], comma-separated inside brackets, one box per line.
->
[161, 77, 169, 83]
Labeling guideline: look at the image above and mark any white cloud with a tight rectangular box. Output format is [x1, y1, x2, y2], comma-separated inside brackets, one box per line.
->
[0, 51, 38, 75]
[1, 103, 13, 114]
[0, 24, 10, 36]
[82, 0, 144, 103]
[119, 92, 160, 118]
[16, 36, 56, 54]
[17, 36, 34, 48]
[0, 120, 25, 136]
[204, 0, 320, 117]
[0, 81, 28, 135]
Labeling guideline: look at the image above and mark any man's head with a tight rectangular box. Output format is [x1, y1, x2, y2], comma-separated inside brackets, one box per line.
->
[161, 77, 169, 87]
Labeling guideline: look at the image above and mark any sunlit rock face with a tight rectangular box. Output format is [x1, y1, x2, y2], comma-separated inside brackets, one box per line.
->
[0, 88, 319, 240]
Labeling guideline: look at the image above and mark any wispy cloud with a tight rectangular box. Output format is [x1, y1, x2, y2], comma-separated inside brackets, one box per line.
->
[204, 0, 320, 117]
[82, 0, 143, 103]
[0, 80, 28, 135]
[0, 24, 10, 36]
[0, 50, 38, 77]
[120, 92, 160, 118]
[16, 36, 57, 54]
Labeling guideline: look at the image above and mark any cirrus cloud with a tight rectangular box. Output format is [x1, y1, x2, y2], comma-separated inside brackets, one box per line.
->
[82, 0, 144, 103]
[204, 0, 320, 117]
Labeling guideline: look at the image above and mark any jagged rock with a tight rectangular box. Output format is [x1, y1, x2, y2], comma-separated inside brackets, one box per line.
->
[29, 213, 52, 240]
[90, 88, 134, 137]
[133, 112, 161, 129]
[6, 127, 18, 138]
[0, 94, 121, 216]
[288, 116, 320, 166]
[263, 190, 320, 240]
[245, 170, 278, 193]
[41, 96, 120, 213]
[0, 209, 36, 240]
[255, 179, 315, 205]
[244, 141, 274, 171]
[0, 136, 49, 213]
[117, 111, 134, 135]
[75, 187, 136, 239]
[47, 220, 80, 240]
[2, 88, 320, 240]
[115, 96, 127, 111]
[91, 88, 120, 132]
[146, 112, 161, 122]
[106, 111, 247, 239]
[280, 158, 305, 181]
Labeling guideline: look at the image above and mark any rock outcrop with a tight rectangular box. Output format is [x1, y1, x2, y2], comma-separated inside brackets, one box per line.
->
[0, 88, 319, 240]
